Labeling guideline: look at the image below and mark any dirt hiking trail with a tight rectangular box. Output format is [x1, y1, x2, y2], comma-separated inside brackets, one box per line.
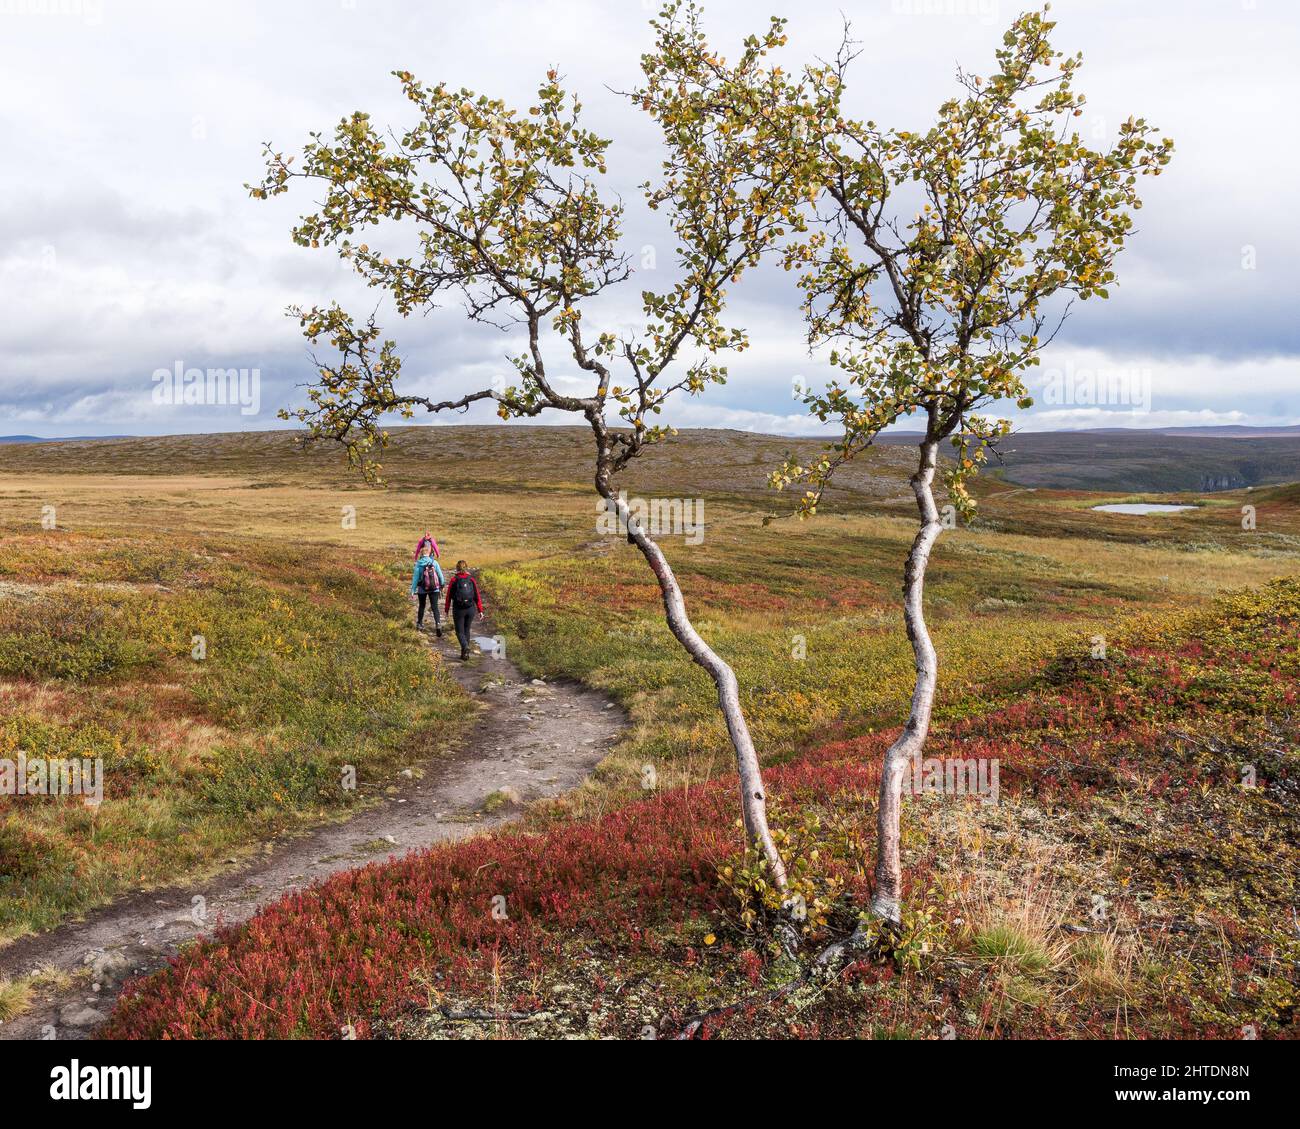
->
[0, 610, 624, 1040]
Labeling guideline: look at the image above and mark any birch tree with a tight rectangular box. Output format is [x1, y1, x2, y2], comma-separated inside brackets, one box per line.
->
[640, 3, 1172, 924]
[249, 68, 808, 887]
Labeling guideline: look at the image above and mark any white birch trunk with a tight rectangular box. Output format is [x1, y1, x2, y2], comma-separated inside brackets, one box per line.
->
[614, 494, 789, 892]
[871, 437, 943, 925]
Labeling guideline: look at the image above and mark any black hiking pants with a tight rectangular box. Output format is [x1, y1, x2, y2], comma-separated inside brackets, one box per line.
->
[417, 590, 442, 629]
[452, 603, 476, 655]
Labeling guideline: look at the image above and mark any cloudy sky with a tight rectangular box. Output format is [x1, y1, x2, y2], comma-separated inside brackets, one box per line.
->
[2, 0, 1296, 437]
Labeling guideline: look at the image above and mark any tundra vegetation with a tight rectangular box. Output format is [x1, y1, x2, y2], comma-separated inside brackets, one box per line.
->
[0, 519, 470, 942]
[1, 429, 1296, 1038]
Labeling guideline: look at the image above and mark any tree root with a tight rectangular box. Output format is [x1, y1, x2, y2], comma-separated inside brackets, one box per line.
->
[437, 1007, 554, 1023]
[674, 984, 800, 1040]
[672, 920, 893, 1039]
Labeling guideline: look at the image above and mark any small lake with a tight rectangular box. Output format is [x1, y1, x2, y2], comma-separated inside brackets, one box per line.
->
[1091, 503, 1196, 515]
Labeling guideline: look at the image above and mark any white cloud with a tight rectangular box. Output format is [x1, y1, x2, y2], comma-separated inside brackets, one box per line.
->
[1020, 407, 1252, 431]
[1, 0, 1296, 436]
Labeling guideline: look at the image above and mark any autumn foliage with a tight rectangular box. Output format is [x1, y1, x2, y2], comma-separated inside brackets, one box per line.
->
[106, 580, 1299, 1040]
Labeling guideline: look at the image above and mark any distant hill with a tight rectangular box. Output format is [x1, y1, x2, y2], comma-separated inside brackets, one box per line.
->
[4, 423, 1299, 496]
[1095, 424, 1300, 439]
[0, 434, 130, 444]
[0, 426, 920, 508]
[878, 425, 1300, 493]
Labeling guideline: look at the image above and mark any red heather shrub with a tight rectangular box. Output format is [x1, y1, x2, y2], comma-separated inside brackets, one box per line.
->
[104, 780, 743, 1038]
[104, 732, 896, 1040]
[739, 949, 764, 987]
[105, 581, 1300, 1039]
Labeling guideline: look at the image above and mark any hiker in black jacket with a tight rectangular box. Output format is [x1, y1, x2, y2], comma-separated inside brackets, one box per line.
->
[444, 561, 483, 660]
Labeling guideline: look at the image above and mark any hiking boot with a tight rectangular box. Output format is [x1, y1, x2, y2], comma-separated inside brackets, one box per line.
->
[436, 627, 443, 638]
[460, 649, 469, 661]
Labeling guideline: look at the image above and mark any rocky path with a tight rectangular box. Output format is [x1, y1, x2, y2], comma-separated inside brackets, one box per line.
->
[0, 614, 624, 1040]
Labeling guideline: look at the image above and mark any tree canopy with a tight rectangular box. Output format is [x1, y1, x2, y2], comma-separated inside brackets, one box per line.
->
[640, 2, 1173, 513]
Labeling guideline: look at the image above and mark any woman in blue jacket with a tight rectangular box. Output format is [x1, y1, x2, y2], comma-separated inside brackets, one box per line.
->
[410, 551, 446, 635]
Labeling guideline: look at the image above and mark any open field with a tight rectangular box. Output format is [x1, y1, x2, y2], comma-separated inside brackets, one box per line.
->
[1, 427, 1297, 1038]
[0, 526, 474, 943]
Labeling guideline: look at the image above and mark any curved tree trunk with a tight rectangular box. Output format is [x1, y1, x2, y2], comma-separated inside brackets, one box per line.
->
[610, 491, 789, 891]
[871, 436, 943, 925]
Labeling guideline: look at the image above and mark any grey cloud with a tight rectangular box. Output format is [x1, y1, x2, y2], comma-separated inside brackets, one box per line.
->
[1, 0, 1295, 436]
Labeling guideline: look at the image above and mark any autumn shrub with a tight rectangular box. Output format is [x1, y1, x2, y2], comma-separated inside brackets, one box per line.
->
[0, 529, 472, 939]
[0, 597, 157, 681]
[104, 579, 1300, 1039]
[717, 804, 868, 944]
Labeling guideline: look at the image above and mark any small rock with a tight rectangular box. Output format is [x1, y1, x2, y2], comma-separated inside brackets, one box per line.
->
[84, 948, 133, 985]
[382, 835, 398, 845]
[483, 786, 523, 812]
[60, 1005, 104, 1029]
[531, 678, 545, 686]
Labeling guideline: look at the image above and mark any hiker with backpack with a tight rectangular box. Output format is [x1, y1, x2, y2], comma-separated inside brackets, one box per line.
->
[413, 533, 439, 561]
[410, 545, 446, 635]
[444, 560, 483, 661]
